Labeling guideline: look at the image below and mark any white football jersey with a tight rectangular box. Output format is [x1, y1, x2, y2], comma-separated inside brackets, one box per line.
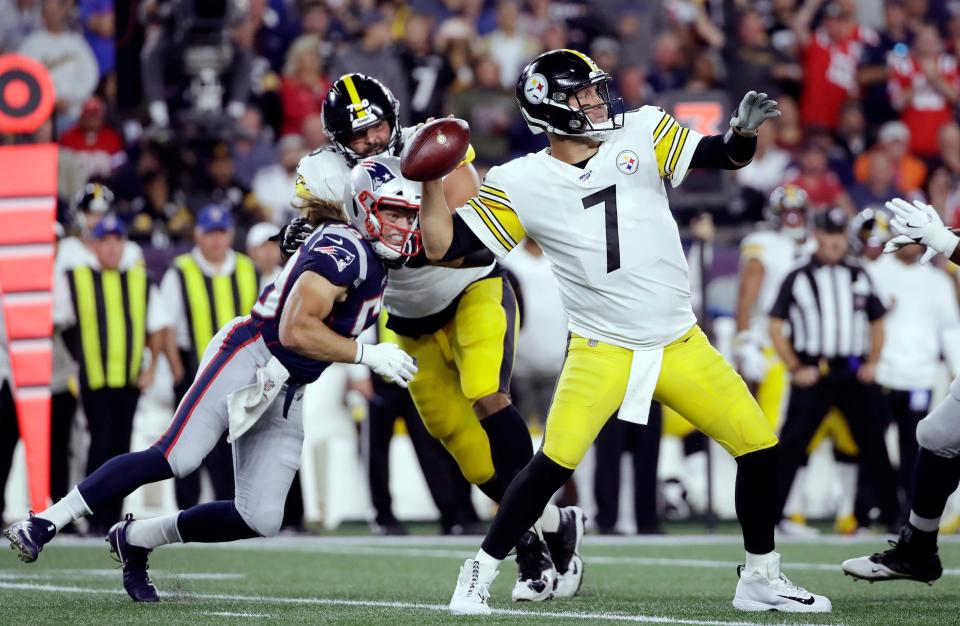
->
[739, 230, 815, 347]
[293, 128, 492, 320]
[457, 107, 705, 350]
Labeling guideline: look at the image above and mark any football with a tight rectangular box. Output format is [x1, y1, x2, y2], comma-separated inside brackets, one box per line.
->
[399, 118, 471, 182]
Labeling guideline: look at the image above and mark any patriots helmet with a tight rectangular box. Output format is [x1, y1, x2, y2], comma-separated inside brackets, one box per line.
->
[343, 155, 421, 267]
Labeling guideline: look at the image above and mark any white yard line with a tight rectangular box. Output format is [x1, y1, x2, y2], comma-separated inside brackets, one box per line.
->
[0, 569, 244, 581]
[200, 611, 271, 618]
[0, 580, 844, 626]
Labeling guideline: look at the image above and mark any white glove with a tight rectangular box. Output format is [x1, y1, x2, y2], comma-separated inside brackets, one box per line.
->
[730, 91, 780, 136]
[883, 234, 939, 264]
[884, 198, 959, 262]
[733, 332, 769, 383]
[355, 342, 418, 388]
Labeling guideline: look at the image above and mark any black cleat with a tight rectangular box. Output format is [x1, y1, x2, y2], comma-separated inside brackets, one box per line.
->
[512, 529, 557, 601]
[544, 506, 586, 598]
[107, 514, 160, 602]
[3, 513, 56, 563]
[842, 526, 943, 584]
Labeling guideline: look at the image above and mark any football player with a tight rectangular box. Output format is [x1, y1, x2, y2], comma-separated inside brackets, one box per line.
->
[3, 155, 419, 602]
[283, 73, 584, 601]
[843, 198, 960, 583]
[416, 49, 831, 614]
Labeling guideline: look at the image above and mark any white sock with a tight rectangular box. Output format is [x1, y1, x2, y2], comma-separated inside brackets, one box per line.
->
[540, 504, 561, 533]
[475, 548, 503, 573]
[126, 513, 183, 549]
[744, 550, 779, 577]
[37, 488, 92, 531]
[909, 511, 940, 533]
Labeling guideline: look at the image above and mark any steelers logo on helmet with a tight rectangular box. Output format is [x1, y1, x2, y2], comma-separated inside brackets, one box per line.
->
[523, 73, 549, 104]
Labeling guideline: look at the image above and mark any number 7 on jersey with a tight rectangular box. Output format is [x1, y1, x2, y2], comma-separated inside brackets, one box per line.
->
[582, 185, 621, 274]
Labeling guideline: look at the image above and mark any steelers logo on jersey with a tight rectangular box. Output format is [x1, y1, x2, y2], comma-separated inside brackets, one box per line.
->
[617, 150, 639, 175]
[523, 73, 548, 104]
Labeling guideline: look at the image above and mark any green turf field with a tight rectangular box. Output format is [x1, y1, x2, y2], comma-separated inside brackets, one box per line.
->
[2, 534, 959, 624]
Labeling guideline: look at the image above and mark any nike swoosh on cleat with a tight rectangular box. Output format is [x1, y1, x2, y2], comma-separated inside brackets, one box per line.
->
[777, 594, 815, 605]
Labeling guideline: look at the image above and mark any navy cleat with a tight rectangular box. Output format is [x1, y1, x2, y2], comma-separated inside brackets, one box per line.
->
[842, 526, 943, 584]
[3, 513, 56, 563]
[107, 514, 160, 602]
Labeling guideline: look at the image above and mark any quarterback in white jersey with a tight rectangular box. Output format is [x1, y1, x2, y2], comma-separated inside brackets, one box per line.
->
[418, 49, 831, 615]
[287, 73, 585, 601]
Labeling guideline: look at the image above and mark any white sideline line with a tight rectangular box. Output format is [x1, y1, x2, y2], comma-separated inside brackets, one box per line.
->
[0, 581, 843, 626]
[201, 611, 270, 618]
[0, 569, 244, 581]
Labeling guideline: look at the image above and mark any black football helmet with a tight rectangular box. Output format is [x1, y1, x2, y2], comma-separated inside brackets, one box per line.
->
[322, 73, 402, 166]
[74, 182, 115, 214]
[849, 206, 893, 259]
[516, 49, 623, 141]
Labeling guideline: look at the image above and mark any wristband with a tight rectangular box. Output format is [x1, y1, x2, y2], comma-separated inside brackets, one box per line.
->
[354, 342, 364, 365]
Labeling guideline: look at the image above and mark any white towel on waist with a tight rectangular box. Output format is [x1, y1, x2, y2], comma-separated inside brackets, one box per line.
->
[617, 347, 664, 425]
[226, 357, 290, 443]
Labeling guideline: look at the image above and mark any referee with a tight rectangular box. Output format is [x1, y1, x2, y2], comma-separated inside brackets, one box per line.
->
[769, 207, 899, 526]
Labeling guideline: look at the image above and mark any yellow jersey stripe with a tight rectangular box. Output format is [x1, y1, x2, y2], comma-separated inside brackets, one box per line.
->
[341, 75, 366, 119]
[652, 112, 671, 143]
[655, 118, 677, 148]
[479, 184, 511, 203]
[561, 49, 599, 71]
[655, 124, 679, 177]
[669, 128, 690, 174]
[458, 144, 476, 168]
[471, 198, 518, 247]
[478, 190, 512, 211]
[468, 199, 513, 250]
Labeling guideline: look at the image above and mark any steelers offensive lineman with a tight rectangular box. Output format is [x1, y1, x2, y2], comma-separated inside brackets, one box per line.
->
[843, 198, 960, 584]
[416, 49, 831, 614]
[287, 74, 584, 601]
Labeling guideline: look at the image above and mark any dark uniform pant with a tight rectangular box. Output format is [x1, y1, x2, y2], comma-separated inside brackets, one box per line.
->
[81, 386, 140, 533]
[50, 390, 78, 503]
[173, 354, 235, 509]
[775, 370, 898, 522]
[364, 380, 478, 531]
[593, 405, 662, 532]
[0, 381, 19, 521]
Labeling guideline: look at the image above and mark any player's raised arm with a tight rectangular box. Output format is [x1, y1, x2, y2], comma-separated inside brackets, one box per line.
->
[688, 91, 781, 171]
[884, 198, 960, 265]
[419, 178, 457, 260]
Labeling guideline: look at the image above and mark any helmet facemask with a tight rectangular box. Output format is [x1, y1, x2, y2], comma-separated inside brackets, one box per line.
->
[329, 115, 403, 167]
[355, 189, 422, 265]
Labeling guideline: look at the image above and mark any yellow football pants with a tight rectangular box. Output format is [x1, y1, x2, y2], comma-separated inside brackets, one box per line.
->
[396, 275, 519, 485]
[543, 325, 778, 469]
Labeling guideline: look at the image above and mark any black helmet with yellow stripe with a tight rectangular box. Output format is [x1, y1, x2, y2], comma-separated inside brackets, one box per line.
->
[322, 73, 402, 166]
[516, 49, 623, 142]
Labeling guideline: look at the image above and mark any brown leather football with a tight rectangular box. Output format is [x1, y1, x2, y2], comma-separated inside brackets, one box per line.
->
[399, 118, 471, 181]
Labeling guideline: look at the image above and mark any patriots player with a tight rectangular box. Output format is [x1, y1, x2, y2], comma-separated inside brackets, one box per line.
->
[843, 198, 960, 583]
[3, 155, 419, 602]
[415, 49, 831, 614]
[285, 73, 584, 601]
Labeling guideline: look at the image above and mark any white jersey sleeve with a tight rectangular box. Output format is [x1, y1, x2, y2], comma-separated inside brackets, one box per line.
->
[635, 106, 704, 188]
[454, 166, 527, 258]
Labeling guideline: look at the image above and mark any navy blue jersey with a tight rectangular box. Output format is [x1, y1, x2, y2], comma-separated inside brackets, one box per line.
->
[251, 223, 387, 383]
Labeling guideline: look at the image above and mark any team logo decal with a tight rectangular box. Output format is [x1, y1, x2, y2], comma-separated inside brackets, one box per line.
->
[617, 150, 639, 175]
[523, 73, 548, 104]
[360, 159, 396, 191]
[316, 244, 357, 272]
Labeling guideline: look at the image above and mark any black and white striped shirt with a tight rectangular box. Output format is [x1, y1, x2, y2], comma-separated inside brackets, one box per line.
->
[769, 258, 885, 360]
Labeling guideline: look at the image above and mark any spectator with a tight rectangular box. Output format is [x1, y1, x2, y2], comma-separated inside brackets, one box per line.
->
[279, 34, 330, 136]
[647, 31, 688, 94]
[854, 120, 928, 192]
[301, 112, 328, 150]
[482, 0, 541, 89]
[793, 0, 878, 130]
[231, 106, 279, 188]
[446, 56, 515, 167]
[589, 36, 621, 76]
[932, 121, 960, 177]
[128, 170, 191, 245]
[888, 23, 960, 159]
[247, 0, 298, 73]
[848, 151, 900, 211]
[616, 65, 649, 110]
[399, 13, 456, 124]
[434, 17, 477, 90]
[246, 222, 282, 289]
[775, 94, 804, 150]
[539, 20, 568, 52]
[858, 0, 910, 127]
[836, 101, 870, 162]
[724, 9, 800, 104]
[736, 124, 792, 197]
[684, 50, 722, 93]
[328, 11, 410, 125]
[19, 0, 99, 123]
[79, 0, 114, 77]
[252, 134, 307, 225]
[0, 0, 42, 53]
[58, 97, 125, 181]
[786, 141, 856, 212]
[189, 143, 258, 229]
